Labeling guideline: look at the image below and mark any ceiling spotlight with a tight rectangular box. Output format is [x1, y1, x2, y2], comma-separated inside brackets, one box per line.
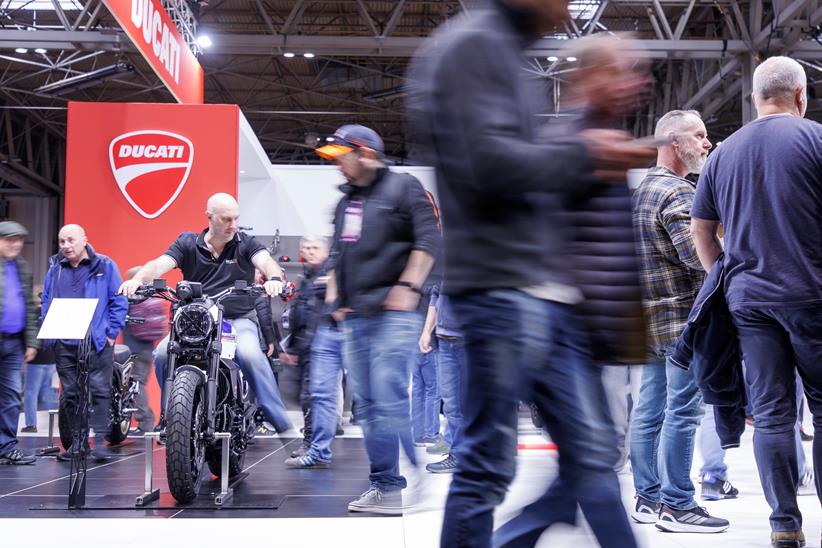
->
[239, 170, 246, 174]
[283, 52, 295, 58]
[566, 56, 577, 62]
[15, 48, 28, 54]
[197, 35, 212, 48]
[547, 56, 558, 62]
[34, 48, 47, 54]
[325, 137, 335, 142]
[303, 52, 315, 59]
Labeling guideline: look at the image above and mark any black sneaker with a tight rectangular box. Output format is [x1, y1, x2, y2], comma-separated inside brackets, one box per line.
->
[127, 427, 146, 438]
[771, 530, 806, 547]
[631, 496, 661, 524]
[426, 453, 457, 474]
[701, 476, 739, 501]
[0, 449, 36, 465]
[336, 422, 345, 436]
[800, 427, 813, 442]
[655, 504, 729, 533]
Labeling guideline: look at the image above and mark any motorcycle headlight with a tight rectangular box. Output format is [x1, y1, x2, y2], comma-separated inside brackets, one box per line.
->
[173, 303, 214, 345]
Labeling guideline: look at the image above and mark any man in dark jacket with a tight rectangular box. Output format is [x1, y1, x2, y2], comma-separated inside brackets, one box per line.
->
[318, 124, 440, 514]
[41, 224, 127, 461]
[0, 221, 39, 465]
[407, 4, 654, 546]
[283, 235, 331, 457]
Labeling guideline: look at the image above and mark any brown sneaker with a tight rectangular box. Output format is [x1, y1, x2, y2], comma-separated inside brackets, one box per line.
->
[20, 426, 37, 433]
[771, 530, 806, 547]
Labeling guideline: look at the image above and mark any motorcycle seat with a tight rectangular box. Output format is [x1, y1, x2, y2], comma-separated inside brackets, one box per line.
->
[114, 344, 131, 363]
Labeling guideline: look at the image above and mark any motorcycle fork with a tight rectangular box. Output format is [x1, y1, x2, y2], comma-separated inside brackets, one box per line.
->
[204, 353, 220, 439]
[161, 352, 177, 417]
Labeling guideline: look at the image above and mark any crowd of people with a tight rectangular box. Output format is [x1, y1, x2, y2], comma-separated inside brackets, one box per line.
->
[0, 1, 819, 547]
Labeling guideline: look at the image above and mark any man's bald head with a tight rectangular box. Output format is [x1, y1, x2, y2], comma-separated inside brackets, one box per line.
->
[58, 223, 89, 265]
[205, 193, 240, 244]
[59, 224, 86, 240]
[206, 193, 239, 215]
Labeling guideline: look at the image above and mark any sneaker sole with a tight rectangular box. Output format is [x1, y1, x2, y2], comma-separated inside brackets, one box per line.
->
[347, 504, 405, 515]
[631, 511, 659, 524]
[426, 467, 455, 474]
[285, 463, 329, 469]
[655, 519, 729, 533]
[701, 493, 738, 501]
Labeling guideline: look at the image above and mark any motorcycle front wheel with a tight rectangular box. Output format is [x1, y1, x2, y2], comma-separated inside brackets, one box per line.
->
[165, 370, 207, 503]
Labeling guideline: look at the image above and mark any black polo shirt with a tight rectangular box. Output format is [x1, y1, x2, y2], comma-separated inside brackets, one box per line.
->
[163, 229, 268, 318]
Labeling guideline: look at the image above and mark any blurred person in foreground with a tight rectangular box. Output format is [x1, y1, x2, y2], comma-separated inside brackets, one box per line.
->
[690, 56, 822, 548]
[0, 221, 39, 465]
[318, 125, 440, 514]
[629, 109, 731, 532]
[407, 4, 655, 547]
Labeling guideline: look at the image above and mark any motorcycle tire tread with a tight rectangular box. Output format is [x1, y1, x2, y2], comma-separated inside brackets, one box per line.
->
[165, 370, 205, 504]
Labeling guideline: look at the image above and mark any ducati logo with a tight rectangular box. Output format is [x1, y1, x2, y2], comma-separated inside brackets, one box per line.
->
[109, 130, 194, 219]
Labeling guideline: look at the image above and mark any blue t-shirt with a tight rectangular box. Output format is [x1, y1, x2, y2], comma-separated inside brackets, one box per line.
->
[1, 260, 25, 334]
[692, 114, 822, 310]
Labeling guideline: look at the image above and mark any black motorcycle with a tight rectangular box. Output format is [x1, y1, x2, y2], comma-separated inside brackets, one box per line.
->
[131, 279, 261, 503]
[58, 340, 139, 450]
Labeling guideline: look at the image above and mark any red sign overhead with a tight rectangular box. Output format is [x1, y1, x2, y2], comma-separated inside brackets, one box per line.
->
[102, 0, 204, 104]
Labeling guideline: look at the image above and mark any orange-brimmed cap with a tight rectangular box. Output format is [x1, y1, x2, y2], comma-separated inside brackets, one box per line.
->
[316, 124, 384, 160]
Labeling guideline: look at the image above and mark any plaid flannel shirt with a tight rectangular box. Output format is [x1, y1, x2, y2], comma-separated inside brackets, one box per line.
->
[632, 166, 705, 357]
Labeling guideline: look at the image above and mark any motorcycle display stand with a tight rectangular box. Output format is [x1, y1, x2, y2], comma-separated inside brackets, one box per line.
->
[35, 409, 61, 456]
[124, 431, 285, 511]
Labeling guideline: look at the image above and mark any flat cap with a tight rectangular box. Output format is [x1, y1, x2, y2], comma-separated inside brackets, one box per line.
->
[0, 221, 28, 238]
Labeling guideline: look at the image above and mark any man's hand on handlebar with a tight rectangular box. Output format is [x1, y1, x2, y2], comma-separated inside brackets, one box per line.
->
[119, 278, 144, 298]
[263, 279, 284, 298]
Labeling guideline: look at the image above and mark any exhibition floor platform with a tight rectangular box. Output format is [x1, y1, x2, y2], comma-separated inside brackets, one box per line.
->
[1, 413, 819, 548]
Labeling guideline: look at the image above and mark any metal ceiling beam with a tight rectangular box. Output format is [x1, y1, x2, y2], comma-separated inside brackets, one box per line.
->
[2, 30, 822, 59]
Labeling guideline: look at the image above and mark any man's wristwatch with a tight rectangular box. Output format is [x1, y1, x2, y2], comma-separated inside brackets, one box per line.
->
[394, 280, 423, 294]
[267, 276, 283, 282]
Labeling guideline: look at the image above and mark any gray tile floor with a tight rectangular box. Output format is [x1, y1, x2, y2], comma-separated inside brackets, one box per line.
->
[2, 411, 820, 548]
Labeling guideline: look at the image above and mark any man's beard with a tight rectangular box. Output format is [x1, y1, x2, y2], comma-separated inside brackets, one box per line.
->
[679, 145, 707, 174]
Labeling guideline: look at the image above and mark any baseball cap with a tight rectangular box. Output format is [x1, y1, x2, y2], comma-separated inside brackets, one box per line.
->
[0, 221, 28, 238]
[316, 124, 385, 160]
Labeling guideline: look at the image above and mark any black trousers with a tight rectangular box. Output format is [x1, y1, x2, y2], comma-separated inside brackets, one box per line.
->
[55, 342, 114, 441]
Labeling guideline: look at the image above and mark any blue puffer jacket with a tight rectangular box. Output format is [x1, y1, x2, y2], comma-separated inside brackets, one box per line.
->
[41, 245, 128, 353]
[670, 254, 746, 449]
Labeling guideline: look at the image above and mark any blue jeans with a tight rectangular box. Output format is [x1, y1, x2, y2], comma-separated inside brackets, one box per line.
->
[437, 337, 465, 450]
[441, 290, 635, 548]
[307, 326, 344, 463]
[154, 317, 292, 432]
[343, 311, 422, 491]
[412, 348, 440, 441]
[698, 405, 728, 481]
[731, 306, 822, 533]
[630, 355, 705, 509]
[0, 337, 24, 456]
[23, 363, 57, 427]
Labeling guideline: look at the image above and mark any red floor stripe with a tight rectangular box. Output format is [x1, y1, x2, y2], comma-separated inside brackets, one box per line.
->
[516, 443, 557, 451]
